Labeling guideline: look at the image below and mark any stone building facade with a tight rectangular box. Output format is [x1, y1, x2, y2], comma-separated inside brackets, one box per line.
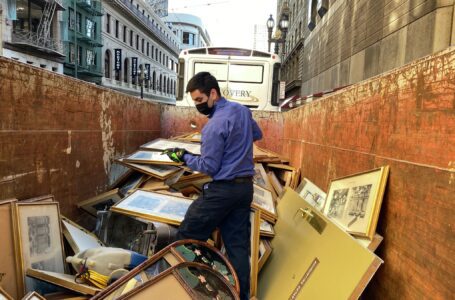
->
[276, 0, 455, 97]
[162, 13, 211, 50]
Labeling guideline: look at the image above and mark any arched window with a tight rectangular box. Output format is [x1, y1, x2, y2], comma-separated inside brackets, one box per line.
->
[167, 78, 170, 94]
[123, 58, 129, 83]
[104, 50, 111, 78]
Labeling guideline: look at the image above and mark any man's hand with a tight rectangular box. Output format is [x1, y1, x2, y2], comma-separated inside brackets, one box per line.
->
[162, 148, 187, 163]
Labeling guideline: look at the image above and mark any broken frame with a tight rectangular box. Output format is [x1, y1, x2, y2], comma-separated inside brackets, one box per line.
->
[77, 189, 123, 217]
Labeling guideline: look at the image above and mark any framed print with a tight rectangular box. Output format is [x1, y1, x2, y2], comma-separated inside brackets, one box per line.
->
[61, 216, 104, 254]
[296, 177, 327, 211]
[116, 158, 181, 180]
[0, 199, 22, 300]
[0, 286, 14, 300]
[253, 163, 274, 193]
[259, 219, 275, 237]
[178, 132, 202, 143]
[21, 195, 55, 203]
[111, 190, 193, 226]
[258, 239, 272, 272]
[15, 202, 66, 293]
[21, 291, 46, 300]
[77, 189, 122, 217]
[267, 171, 284, 198]
[116, 171, 148, 197]
[123, 150, 183, 166]
[252, 184, 277, 223]
[323, 166, 390, 239]
[141, 138, 201, 155]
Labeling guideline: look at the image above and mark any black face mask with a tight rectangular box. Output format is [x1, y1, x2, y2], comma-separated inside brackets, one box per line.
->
[196, 102, 214, 116]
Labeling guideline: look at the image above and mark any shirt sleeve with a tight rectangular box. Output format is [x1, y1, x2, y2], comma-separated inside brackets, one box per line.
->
[183, 122, 225, 177]
[252, 116, 263, 141]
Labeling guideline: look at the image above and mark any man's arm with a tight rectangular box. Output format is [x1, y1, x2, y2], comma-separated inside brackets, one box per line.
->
[252, 118, 263, 141]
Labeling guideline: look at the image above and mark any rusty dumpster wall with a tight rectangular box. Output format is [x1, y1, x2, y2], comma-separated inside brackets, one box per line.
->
[161, 48, 455, 299]
[0, 57, 161, 221]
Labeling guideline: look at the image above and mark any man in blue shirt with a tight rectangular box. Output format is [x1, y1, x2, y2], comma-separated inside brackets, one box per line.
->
[164, 72, 262, 299]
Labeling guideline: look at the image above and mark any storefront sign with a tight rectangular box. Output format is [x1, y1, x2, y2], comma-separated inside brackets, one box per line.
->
[114, 49, 122, 70]
[132, 57, 138, 76]
[145, 64, 150, 80]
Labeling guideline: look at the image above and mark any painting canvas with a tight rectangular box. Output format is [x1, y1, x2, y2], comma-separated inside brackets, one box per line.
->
[111, 190, 193, 226]
[141, 138, 201, 155]
[296, 177, 327, 211]
[323, 166, 390, 239]
[15, 202, 66, 293]
[123, 150, 183, 165]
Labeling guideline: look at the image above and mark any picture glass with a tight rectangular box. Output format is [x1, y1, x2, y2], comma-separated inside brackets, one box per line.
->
[125, 150, 176, 164]
[141, 138, 201, 155]
[252, 184, 276, 216]
[297, 178, 327, 211]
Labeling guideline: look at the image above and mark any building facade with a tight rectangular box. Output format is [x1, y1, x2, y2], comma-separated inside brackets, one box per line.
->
[275, 0, 455, 98]
[101, 0, 179, 103]
[0, 0, 65, 72]
[62, 0, 103, 84]
[163, 13, 211, 50]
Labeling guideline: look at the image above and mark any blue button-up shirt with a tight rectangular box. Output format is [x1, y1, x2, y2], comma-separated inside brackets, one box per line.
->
[184, 97, 262, 180]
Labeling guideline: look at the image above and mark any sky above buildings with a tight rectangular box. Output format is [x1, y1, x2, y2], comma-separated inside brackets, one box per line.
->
[168, 0, 278, 49]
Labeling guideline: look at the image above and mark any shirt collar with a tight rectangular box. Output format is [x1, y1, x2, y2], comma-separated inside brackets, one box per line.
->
[208, 97, 227, 118]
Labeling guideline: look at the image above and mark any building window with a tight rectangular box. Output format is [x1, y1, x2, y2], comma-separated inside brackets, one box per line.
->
[123, 26, 127, 42]
[76, 12, 82, 32]
[104, 50, 111, 78]
[151, 46, 154, 59]
[124, 58, 129, 83]
[86, 18, 94, 38]
[68, 8, 75, 30]
[136, 35, 139, 50]
[147, 42, 149, 56]
[69, 43, 75, 63]
[130, 30, 133, 46]
[115, 20, 119, 38]
[155, 48, 158, 60]
[106, 14, 110, 33]
[77, 46, 83, 66]
[183, 32, 195, 45]
[141, 39, 144, 53]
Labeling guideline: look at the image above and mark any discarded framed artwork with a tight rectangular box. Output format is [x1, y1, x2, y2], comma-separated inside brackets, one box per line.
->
[26, 269, 101, 296]
[355, 233, 384, 252]
[116, 158, 181, 180]
[111, 190, 193, 226]
[177, 132, 202, 143]
[0, 286, 14, 300]
[15, 202, 66, 293]
[259, 219, 275, 237]
[115, 171, 148, 197]
[323, 166, 390, 239]
[296, 177, 327, 211]
[252, 184, 277, 224]
[77, 189, 122, 217]
[267, 171, 284, 198]
[141, 138, 202, 155]
[21, 291, 46, 300]
[90, 240, 239, 300]
[21, 194, 55, 203]
[254, 163, 274, 193]
[250, 209, 261, 297]
[0, 199, 22, 300]
[61, 216, 104, 254]
[258, 239, 272, 272]
[123, 150, 183, 166]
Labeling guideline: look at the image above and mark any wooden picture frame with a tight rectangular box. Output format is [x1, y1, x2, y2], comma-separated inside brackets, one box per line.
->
[250, 209, 261, 297]
[296, 177, 327, 211]
[77, 189, 122, 217]
[123, 150, 183, 166]
[141, 138, 202, 155]
[61, 216, 104, 254]
[355, 233, 384, 252]
[0, 286, 14, 300]
[253, 163, 274, 193]
[259, 219, 275, 238]
[21, 195, 55, 203]
[15, 202, 66, 293]
[91, 240, 240, 300]
[323, 166, 390, 239]
[116, 158, 181, 180]
[21, 291, 46, 300]
[177, 132, 202, 143]
[111, 190, 193, 226]
[252, 184, 277, 223]
[25, 269, 101, 296]
[115, 171, 148, 197]
[0, 199, 22, 300]
[258, 239, 272, 272]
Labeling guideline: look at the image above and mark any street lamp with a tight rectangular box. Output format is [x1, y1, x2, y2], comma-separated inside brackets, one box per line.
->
[266, 14, 289, 55]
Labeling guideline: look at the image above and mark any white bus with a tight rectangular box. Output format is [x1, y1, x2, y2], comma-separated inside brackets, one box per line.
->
[176, 47, 282, 111]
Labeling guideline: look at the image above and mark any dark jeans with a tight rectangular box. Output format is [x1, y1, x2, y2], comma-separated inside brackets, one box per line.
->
[177, 180, 253, 300]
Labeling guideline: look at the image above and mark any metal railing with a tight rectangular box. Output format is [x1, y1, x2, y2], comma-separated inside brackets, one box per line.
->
[11, 29, 64, 54]
[117, 0, 179, 55]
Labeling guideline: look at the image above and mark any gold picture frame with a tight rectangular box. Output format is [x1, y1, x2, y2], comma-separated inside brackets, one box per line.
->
[252, 184, 277, 224]
[323, 166, 390, 239]
[0, 199, 22, 300]
[140, 138, 202, 155]
[77, 189, 122, 217]
[21, 291, 46, 300]
[250, 209, 261, 297]
[258, 239, 272, 272]
[123, 150, 183, 166]
[0, 286, 14, 300]
[259, 219, 275, 238]
[111, 190, 193, 226]
[15, 202, 66, 293]
[116, 158, 181, 180]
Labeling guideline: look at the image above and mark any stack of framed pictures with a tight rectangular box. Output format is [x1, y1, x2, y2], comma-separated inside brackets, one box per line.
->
[122, 150, 183, 166]
[140, 138, 201, 155]
[115, 158, 181, 181]
[252, 184, 277, 224]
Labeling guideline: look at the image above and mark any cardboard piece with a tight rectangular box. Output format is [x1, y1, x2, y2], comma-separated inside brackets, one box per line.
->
[258, 188, 383, 300]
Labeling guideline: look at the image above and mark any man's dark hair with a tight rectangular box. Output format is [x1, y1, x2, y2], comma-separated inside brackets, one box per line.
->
[186, 72, 221, 97]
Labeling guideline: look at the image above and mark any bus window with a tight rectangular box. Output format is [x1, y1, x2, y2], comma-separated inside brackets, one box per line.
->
[194, 62, 228, 81]
[228, 64, 263, 84]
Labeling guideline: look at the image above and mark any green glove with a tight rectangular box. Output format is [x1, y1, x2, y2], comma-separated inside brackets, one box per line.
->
[162, 148, 187, 163]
